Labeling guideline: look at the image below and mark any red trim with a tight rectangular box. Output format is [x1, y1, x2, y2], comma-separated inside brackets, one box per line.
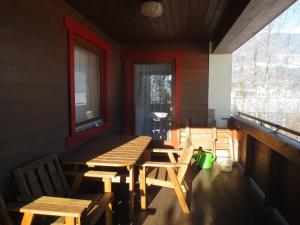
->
[123, 51, 184, 148]
[124, 58, 132, 134]
[65, 17, 110, 51]
[68, 30, 76, 136]
[66, 122, 112, 147]
[65, 16, 111, 147]
[123, 52, 184, 60]
[175, 57, 182, 127]
[102, 52, 109, 121]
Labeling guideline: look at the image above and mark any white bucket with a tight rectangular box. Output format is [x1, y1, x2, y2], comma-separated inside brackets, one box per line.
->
[218, 158, 233, 172]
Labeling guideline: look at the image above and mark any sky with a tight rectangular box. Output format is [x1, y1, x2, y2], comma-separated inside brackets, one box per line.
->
[271, 0, 300, 34]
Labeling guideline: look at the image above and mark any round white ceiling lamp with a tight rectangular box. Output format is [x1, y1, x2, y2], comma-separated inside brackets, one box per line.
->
[140, 1, 163, 18]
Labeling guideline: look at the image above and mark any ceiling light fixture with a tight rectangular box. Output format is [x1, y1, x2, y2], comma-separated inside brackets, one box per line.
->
[140, 1, 163, 18]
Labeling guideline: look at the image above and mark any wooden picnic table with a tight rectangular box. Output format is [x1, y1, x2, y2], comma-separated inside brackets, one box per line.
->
[61, 135, 152, 219]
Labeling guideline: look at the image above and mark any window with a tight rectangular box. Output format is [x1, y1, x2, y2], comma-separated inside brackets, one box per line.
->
[65, 17, 111, 147]
[74, 42, 103, 132]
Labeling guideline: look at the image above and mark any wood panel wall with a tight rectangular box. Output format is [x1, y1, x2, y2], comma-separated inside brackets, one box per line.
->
[122, 43, 209, 127]
[0, 0, 122, 197]
[251, 141, 270, 194]
[280, 159, 300, 225]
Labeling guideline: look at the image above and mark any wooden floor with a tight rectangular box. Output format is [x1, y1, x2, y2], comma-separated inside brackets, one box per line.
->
[93, 163, 269, 225]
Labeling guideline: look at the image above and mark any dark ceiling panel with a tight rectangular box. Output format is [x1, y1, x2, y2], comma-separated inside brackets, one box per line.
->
[65, 0, 249, 44]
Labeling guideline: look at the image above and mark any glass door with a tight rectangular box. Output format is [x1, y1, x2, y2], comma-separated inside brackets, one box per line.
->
[134, 63, 173, 141]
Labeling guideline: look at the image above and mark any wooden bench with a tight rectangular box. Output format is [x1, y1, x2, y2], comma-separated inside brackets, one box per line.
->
[0, 194, 14, 225]
[13, 154, 116, 225]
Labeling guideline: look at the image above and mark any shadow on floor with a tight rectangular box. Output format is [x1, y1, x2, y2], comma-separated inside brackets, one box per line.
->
[93, 164, 270, 225]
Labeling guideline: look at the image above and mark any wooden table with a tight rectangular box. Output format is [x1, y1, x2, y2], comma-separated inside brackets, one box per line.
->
[14, 196, 91, 225]
[62, 135, 152, 219]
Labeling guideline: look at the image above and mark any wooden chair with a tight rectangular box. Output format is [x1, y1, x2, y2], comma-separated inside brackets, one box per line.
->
[13, 154, 116, 225]
[139, 136, 194, 214]
[0, 194, 13, 225]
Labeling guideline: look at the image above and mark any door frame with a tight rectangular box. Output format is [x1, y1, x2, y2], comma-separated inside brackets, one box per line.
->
[123, 52, 184, 148]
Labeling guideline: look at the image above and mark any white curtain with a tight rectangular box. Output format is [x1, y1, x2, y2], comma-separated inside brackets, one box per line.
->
[134, 64, 173, 140]
[74, 45, 100, 124]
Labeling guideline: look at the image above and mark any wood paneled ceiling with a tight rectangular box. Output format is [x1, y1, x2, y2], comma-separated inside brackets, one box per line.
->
[65, 0, 250, 44]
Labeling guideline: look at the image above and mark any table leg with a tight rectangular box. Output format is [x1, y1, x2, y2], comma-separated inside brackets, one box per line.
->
[128, 166, 135, 219]
[168, 152, 177, 163]
[140, 166, 147, 210]
[76, 217, 81, 225]
[103, 178, 112, 192]
[71, 174, 83, 194]
[65, 216, 76, 225]
[71, 165, 82, 194]
[21, 213, 34, 225]
[144, 149, 151, 161]
[105, 203, 113, 225]
[103, 177, 113, 225]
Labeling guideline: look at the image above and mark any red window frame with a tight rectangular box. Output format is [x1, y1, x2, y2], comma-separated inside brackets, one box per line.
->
[123, 52, 184, 148]
[65, 17, 111, 147]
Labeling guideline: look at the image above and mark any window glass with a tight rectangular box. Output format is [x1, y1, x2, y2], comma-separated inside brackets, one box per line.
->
[134, 63, 173, 141]
[74, 44, 101, 126]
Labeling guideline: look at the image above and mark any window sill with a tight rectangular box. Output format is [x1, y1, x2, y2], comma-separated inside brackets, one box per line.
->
[66, 121, 112, 147]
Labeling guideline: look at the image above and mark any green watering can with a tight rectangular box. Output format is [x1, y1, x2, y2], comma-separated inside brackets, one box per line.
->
[194, 150, 216, 169]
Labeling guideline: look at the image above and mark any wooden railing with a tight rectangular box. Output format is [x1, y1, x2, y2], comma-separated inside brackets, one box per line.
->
[229, 115, 300, 225]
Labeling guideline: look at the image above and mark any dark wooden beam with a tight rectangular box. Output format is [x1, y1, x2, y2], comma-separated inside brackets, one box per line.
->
[213, 0, 296, 54]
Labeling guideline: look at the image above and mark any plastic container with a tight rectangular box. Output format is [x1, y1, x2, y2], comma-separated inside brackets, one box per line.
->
[194, 151, 216, 169]
[218, 158, 233, 172]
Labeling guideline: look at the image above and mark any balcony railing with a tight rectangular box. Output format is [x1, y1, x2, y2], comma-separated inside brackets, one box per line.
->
[230, 114, 300, 225]
[238, 112, 300, 142]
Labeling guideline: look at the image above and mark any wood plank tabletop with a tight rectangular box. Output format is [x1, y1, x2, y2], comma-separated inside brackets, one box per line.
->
[62, 135, 152, 167]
